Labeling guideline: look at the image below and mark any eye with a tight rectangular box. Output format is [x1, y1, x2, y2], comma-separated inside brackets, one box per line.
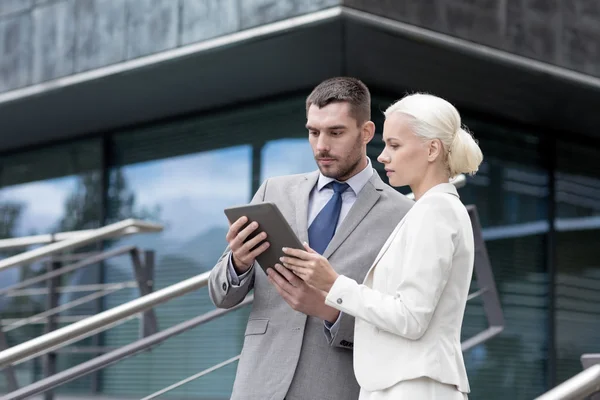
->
[330, 131, 343, 136]
[389, 144, 400, 150]
[309, 130, 319, 136]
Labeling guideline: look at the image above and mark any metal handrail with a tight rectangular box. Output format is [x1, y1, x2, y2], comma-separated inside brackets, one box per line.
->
[535, 364, 600, 400]
[0, 220, 162, 252]
[0, 270, 211, 368]
[0, 245, 138, 296]
[3, 283, 132, 333]
[0, 297, 253, 400]
[4, 282, 138, 297]
[141, 355, 242, 400]
[0, 220, 163, 394]
[0, 218, 163, 273]
[582, 353, 600, 369]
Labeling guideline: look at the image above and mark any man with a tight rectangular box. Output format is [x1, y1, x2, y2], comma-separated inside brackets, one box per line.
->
[208, 77, 413, 400]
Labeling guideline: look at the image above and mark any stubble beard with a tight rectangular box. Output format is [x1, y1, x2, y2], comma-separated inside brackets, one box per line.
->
[317, 148, 365, 182]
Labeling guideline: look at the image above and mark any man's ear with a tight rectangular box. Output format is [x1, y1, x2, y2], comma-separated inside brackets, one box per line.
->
[362, 121, 376, 144]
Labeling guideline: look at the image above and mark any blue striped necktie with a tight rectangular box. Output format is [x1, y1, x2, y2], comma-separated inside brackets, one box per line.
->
[308, 182, 350, 255]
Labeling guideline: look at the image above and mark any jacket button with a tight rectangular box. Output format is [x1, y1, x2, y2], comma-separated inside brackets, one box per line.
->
[336, 298, 342, 304]
[222, 282, 227, 291]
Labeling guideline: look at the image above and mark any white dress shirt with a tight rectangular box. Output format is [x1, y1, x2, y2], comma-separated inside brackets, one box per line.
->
[227, 159, 374, 335]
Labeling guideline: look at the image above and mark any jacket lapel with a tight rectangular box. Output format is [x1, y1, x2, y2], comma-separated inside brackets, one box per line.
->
[294, 171, 319, 244]
[364, 214, 408, 280]
[363, 182, 458, 283]
[322, 171, 384, 259]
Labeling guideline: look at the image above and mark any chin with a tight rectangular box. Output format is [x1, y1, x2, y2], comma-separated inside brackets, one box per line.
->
[320, 167, 344, 180]
[388, 177, 407, 188]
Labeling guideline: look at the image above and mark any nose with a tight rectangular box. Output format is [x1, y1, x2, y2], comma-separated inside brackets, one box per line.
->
[377, 150, 389, 165]
[316, 134, 330, 153]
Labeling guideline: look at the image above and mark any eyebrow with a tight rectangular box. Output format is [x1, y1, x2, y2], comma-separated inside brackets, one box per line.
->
[305, 124, 348, 130]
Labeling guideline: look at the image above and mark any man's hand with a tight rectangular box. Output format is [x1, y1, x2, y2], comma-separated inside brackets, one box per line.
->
[226, 216, 270, 274]
[267, 264, 340, 323]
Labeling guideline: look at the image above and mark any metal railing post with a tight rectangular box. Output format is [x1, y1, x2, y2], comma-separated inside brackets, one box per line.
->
[42, 256, 61, 400]
[130, 249, 158, 339]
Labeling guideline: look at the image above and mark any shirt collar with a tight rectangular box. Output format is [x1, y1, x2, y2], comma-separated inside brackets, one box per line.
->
[316, 158, 374, 195]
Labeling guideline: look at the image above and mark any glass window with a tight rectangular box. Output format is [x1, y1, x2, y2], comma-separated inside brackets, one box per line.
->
[555, 139, 600, 385]
[102, 146, 253, 398]
[260, 138, 315, 181]
[0, 139, 102, 392]
[97, 91, 292, 398]
[92, 95, 314, 398]
[457, 122, 549, 399]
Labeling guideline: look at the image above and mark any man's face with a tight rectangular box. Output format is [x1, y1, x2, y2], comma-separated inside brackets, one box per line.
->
[306, 102, 367, 181]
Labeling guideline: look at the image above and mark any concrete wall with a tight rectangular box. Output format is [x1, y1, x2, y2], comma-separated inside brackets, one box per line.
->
[1, 0, 599, 95]
[0, 0, 339, 93]
[343, 0, 600, 78]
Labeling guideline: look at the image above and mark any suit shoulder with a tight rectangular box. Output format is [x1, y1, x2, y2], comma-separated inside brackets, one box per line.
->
[377, 185, 414, 212]
[264, 172, 312, 185]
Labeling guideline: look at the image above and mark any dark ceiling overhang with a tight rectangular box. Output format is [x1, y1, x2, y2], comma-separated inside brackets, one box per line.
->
[1, 6, 600, 153]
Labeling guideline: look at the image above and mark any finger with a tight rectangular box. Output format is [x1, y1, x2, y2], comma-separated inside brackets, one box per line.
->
[231, 221, 259, 249]
[279, 256, 310, 269]
[275, 264, 304, 287]
[281, 247, 312, 260]
[267, 272, 295, 303]
[241, 231, 267, 252]
[282, 262, 308, 279]
[267, 267, 295, 293]
[226, 216, 248, 241]
[303, 242, 317, 254]
[247, 241, 270, 259]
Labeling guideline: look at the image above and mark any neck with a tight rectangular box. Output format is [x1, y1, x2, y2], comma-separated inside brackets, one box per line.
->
[339, 156, 369, 182]
[410, 168, 450, 201]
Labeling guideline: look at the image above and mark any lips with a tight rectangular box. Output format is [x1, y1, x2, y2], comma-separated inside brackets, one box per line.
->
[318, 158, 336, 165]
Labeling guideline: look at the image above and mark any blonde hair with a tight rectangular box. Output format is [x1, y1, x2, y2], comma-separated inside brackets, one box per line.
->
[384, 93, 483, 177]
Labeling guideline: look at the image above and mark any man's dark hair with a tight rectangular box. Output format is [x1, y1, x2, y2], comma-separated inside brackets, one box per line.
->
[306, 77, 371, 124]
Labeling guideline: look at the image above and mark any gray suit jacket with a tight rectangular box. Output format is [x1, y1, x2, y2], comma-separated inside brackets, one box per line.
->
[208, 170, 413, 400]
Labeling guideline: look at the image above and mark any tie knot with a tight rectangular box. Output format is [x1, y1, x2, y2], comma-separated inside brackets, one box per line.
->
[331, 181, 350, 194]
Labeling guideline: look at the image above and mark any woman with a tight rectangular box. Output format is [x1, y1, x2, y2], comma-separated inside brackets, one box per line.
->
[278, 93, 483, 399]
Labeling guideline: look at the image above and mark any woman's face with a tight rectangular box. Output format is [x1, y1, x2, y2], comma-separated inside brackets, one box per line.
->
[377, 113, 431, 188]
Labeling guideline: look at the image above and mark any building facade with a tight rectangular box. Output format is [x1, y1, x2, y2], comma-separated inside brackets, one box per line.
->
[0, 1, 599, 399]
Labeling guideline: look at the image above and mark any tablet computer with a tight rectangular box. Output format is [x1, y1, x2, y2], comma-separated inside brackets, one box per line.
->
[224, 202, 304, 274]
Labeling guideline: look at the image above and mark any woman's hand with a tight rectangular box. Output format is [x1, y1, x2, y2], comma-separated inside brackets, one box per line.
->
[280, 243, 339, 292]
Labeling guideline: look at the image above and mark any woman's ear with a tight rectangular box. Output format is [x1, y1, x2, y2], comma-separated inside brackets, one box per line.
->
[428, 139, 443, 162]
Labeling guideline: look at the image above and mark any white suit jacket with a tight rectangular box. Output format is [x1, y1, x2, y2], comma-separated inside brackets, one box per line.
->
[325, 183, 473, 393]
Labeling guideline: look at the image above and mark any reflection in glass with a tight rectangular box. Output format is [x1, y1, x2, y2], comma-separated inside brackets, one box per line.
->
[555, 140, 600, 385]
[0, 139, 103, 392]
[260, 139, 315, 182]
[455, 125, 549, 399]
[102, 146, 252, 398]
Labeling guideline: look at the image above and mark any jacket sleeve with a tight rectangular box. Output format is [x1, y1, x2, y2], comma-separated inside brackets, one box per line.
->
[324, 312, 357, 350]
[208, 179, 269, 309]
[325, 197, 458, 340]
